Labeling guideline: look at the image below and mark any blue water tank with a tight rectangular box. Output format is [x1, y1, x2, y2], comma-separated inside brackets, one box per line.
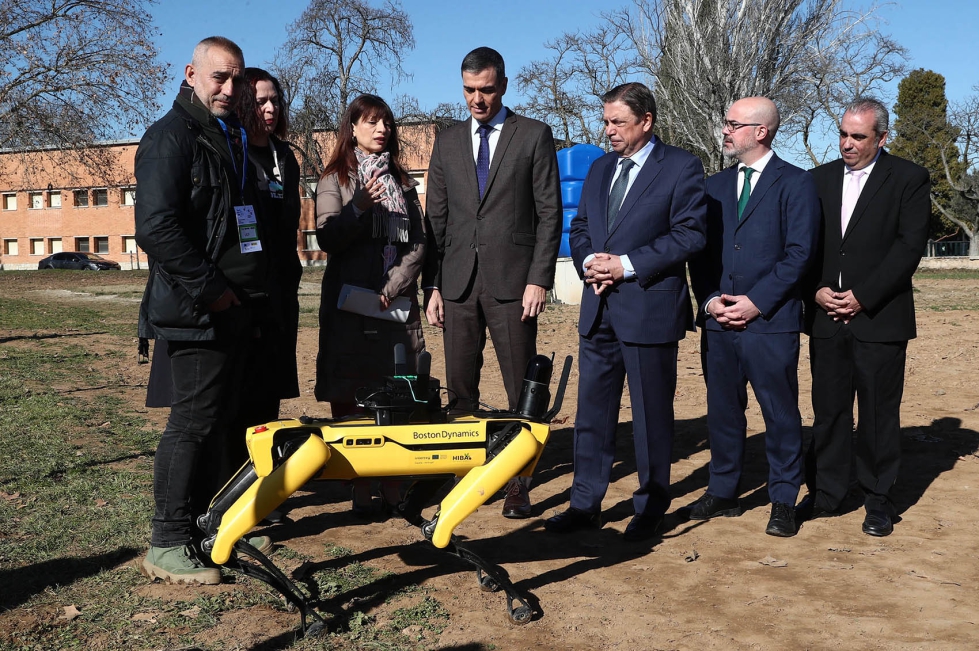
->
[562, 208, 577, 233]
[556, 144, 604, 259]
[561, 181, 583, 209]
[557, 143, 605, 181]
[559, 234, 572, 258]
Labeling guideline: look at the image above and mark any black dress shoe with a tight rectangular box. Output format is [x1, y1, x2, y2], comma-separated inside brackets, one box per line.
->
[862, 509, 893, 537]
[501, 481, 532, 519]
[623, 513, 664, 542]
[765, 502, 797, 537]
[686, 493, 741, 520]
[544, 507, 602, 533]
[795, 494, 840, 522]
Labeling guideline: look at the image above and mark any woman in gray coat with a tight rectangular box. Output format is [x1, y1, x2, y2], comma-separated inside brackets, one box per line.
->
[314, 94, 427, 513]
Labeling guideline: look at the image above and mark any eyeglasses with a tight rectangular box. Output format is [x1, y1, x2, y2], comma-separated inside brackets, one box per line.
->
[722, 120, 761, 132]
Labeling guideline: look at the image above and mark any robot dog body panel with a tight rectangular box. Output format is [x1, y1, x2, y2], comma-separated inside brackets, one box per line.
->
[206, 415, 550, 562]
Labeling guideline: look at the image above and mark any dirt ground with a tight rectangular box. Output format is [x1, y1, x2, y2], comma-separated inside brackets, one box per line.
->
[5, 271, 979, 650]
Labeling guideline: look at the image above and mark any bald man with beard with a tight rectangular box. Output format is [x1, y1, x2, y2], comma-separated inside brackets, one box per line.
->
[688, 96, 821, 537]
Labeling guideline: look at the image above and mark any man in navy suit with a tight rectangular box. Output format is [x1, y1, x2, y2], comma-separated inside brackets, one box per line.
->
[688, 97, 820, 537]
[544, 82, 707, 541]
[801, 97, 930, 537]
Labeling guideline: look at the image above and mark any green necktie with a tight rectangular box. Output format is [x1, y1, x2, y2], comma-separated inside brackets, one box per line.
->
[737, 166, 754, 220]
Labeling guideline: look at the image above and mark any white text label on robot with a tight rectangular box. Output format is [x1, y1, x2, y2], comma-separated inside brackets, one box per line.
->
[412, 429, 482, 440]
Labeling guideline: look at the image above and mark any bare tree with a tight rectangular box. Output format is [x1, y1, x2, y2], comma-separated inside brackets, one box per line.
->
[928, 91, 979, 258]
[516, 26, 640, 149]
[608, 0, 900, 173]
[792, 20, 908, 166]
[273, 0, 415, 193]
[0, 0, 168, 185]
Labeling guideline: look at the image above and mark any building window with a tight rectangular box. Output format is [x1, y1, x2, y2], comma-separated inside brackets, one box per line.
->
[29, 192, 44, 210]
[3, 193, 16, 210]
[74, 190, 89, 208]
[93, 188, 109, 207]
[48, 191, 62, 208]
[3, 239, 18, 256]
[409, 171, 426, 195]
[94, 236, 109, 254]
[48, 238, 62, 254]
[122, 187, 136, 206]
[31, 238, 45, 255]
[303, 231, 321, 251]
[75, 237, 90, 252]
[122, 236, 137, 253]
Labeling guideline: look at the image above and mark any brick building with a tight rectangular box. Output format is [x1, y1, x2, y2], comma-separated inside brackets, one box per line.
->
[0, 125, 437, 270]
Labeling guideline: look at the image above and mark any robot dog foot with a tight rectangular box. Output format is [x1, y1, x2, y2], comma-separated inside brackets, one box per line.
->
[446, 539, 535, 625]
[227, 538, 329, 637]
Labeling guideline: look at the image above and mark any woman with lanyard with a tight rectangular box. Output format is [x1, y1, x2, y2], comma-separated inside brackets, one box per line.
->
[314, 94, 427, 517]
[235, 68, 303, 430]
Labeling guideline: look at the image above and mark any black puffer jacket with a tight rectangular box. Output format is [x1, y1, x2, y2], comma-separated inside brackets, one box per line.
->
[136, 96, 239, 341]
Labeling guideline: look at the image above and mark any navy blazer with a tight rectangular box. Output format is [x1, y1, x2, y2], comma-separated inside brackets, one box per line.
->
[690, 153, 820, 334]
[569, 141, 707, 345]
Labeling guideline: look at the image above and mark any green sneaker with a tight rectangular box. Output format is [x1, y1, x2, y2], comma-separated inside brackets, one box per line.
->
[246, 535, 274, 555]
[142, 545, 221, 585]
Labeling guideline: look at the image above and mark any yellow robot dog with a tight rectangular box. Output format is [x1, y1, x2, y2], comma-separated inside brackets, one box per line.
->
[197, 349, 572, 635]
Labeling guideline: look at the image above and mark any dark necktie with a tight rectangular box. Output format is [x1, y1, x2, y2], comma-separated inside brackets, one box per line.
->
[606, 158, 635, 231]
[476, 124, 491, 198]
[737, 166, 755, 220]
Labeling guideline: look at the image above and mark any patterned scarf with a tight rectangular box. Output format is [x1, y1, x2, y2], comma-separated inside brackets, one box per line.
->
[354, 149, 409, 243]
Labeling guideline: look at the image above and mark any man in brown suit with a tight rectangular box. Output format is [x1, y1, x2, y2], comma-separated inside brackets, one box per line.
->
[422, 46, 562, 518]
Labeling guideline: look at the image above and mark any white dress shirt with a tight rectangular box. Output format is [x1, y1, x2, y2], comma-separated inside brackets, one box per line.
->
[471, 106, 509, 163]
[584, 136, 658, 279]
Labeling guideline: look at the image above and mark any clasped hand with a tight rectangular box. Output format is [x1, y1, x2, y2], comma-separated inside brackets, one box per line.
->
[583, 253, 624, 295]
[815, 287, 862, 323]
[708, 294, 760, 330]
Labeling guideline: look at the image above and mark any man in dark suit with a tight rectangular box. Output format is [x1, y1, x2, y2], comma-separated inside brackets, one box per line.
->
[422, 47, 562, 519]
[544, 82, 706, 541]
[801, 97, 930, 537]
[688, 97, 820, 537]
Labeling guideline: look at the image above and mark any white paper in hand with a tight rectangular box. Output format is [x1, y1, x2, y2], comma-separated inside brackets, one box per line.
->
[337, 284, 411, 323]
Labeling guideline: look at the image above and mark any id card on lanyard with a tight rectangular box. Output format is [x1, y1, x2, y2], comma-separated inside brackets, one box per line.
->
[216, 117, 263, 254]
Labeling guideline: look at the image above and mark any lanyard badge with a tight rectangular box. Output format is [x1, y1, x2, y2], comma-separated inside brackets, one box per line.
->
[216, 118, 262, 254]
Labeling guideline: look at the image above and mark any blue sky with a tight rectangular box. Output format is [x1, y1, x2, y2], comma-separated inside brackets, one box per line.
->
[149, 0, 978, 141]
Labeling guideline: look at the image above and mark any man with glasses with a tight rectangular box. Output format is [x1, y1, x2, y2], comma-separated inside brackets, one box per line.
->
[688, 96, 820, 536]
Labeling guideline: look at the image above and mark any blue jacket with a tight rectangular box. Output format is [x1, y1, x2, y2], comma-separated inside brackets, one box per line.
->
[690, 153, 820, 333]
[570, 141, 707, 344]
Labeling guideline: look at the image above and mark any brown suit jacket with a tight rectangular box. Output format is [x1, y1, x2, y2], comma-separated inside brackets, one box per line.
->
[422, 110, 562, 301]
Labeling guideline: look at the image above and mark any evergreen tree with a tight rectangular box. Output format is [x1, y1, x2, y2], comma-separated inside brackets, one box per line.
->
[890, 69, 965, 239]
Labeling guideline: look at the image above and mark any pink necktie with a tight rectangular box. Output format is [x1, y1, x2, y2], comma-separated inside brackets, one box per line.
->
[840, 170, 865, 234]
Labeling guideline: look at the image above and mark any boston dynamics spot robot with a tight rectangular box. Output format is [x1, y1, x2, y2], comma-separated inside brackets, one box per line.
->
[196, 346, 572, 635]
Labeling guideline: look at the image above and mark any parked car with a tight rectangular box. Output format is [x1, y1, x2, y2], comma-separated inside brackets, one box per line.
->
[37, 252, 122, 271]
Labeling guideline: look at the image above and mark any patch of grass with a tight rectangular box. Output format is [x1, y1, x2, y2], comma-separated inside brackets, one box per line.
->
[914, 268, 979, 280]
[390, 595, 450, 634]
[0, 297, 107, 332]
[312, 560, 393, 599]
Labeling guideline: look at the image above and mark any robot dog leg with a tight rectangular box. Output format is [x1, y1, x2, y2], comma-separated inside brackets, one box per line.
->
[198, 429, 331, 635]
[420, 420, 542, 624]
